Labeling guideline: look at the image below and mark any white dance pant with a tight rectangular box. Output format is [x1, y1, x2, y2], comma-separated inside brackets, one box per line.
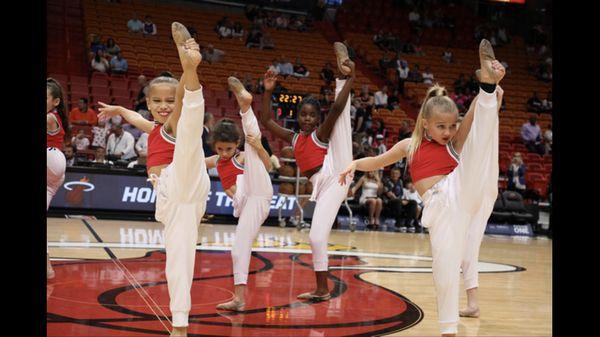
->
[420, 88, 498, 335]
[153, 88, 210, 328]
[47, 147, 66, 210]
[308, 78, 353, 272]
[230, 106, 273, 285]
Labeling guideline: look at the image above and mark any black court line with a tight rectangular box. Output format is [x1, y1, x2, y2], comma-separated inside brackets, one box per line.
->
[81, 219, 117, 259]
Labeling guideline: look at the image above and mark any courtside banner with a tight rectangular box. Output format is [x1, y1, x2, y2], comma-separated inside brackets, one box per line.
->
[49, 169, 309, 218]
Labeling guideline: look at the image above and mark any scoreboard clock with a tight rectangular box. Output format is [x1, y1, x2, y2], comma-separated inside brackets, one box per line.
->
[272, 92, 306, 120]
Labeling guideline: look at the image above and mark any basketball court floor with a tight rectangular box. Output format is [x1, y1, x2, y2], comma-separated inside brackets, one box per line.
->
[47, 217, 551, 336]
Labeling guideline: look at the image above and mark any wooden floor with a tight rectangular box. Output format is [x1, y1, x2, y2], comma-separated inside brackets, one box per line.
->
[47, 217, 551, 337]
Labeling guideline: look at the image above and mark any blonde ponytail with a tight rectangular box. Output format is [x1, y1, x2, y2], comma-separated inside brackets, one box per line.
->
[407, 84, 457, 162]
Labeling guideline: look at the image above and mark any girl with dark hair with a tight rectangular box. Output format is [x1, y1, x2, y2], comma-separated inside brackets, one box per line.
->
[259, 42, 356, 301]
[206, 77, 273, 312]
[46, 78, 70, 280]
[340, 40, 505, 336]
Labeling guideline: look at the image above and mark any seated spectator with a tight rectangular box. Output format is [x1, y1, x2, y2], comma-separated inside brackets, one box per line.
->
[134, 75, 149, 113]
[91, 119, 110, 148]
[387, 89, 400, 110]
[408, 8, 421, 26]
[64, 145, 79, 167]
[218, 21, 233, 39]
[290, 15, 307, 32]
[106, 124, 136, 161]
[232, 22, 244, 39]
[541, 91, 552, 112]
[320, 62, 335, 82]
[91, 50, 110, 73]
[90, 34, 106, 55]
[70, 98, 98, 126]
[110, 52, 128, 74]
[521, 116, 546, 155]
[374, 134, 387, 155]
[383, 168, 418, 231]
[277, 57, 294, 78]
[527, 91, 543, 112]
[93, 147, 113, 165]
[379, 52, 393, 75]
[544, 124, 552, 154]
[450, 88, 468, 113]
[202, 44, 225, 64]
[275, 14, 289, 30]
[398, 120, 412, 141]
[352, 98, 368, 133]
[407, 64, 423, 82]
[245, 27, 262, 48]
[71, 129, 90, 151]
[374, 85, 389, 109]
[105, 38, 120, 57]
[260, 31, 275, 50]
[442, 49, 453, 63]
[397, 59, 409, 95]
[403, 181, 423, 223]
[143, 16, 157, 36]
[127, 13, 144, 33]
[422, 66, 434, 84]
[292, 57, 310, 78]
[507, 153, 527, 194]
[350, 170, 384, 228]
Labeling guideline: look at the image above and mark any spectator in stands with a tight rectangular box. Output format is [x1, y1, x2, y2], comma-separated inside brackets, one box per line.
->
[374, 134, 386, 155]
[243, 74, 255, 92]
[507, 153, 527, 194]
[133, 75, 149, 114]
[143, 16, 157, 36]
[64, 145, 77, 167]
[292, 57, 310, 79]
[351, 170, 384, 228]
[71, 129, 90, 152]
[275, 14, 289, 30]
[70, 98, 98, 126]
[320, 62, 335, 82]
[409, 8, 421, 27]
[407, 64, 423, 82]
[442, 49, 453, 63]
[260, 31, 275, 50]
[403, 181, 423, 224]
[466, 74, 479, 95]
[398, 120, 412, 141]
[422, 66, 434, 85]
[127, 152, 146, 169]
[91, 50, 110, 73]
[202, 44, 225, 64]
[397, 59, 409, 96]
[290, 15, 307, 32]
[521, 116, 546, 155]
[374, 85, 389, 109]
[544, 124, 552, 154]
[277, 57, 294, 78]
[497, 26, 509, 44]
[358, 85, 375, 125]
[232, 22, 244, 40]
[218, 20, 233, 39]
[90, 34, 106, 55]
[387, 89, 400, 110]
[383, 168, 418, 232]
[106, 124, 136, 161]
[122, 122, 142, 140]
[127, 13, 144, 33]
[105, 38, 121, 57]
[93, 147, 113, 165]
[379, 52, 393, 75]
[245, 27, 262, 49]
[352, 98, 368, 133]
[110, 52, 128, 74]
[202, 112, 215, 158]
[541, 91, 552, 112]
[527, 91, 543, 112]
[373, 30, 386, 50]
[135, 132, 148, 157]
[454, 73, 467, 92]
[450, 88, 468, 114]
[91, 119, 110, 148]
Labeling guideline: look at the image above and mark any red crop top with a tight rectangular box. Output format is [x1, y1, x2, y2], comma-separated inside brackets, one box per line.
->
[216, 154, 244, 190]
[292, 130, 328, 174]
[147, 124, 175, 168]
[46, 111, 65, 149]
[409, 138, 459, 183]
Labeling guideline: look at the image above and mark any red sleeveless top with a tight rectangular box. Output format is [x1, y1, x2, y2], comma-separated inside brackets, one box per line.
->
[292, 130, 328, 174]
[409, 138, 459, 183]
[147, 124, 175, 168]
[216, 154, 244, 190]
[47, 110, 65, 149]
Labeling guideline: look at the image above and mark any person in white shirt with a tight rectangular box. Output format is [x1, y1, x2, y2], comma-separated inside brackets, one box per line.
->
[106, 124, 136, 160]
[422, 66, 435, 84]
[71, 129, 90, 151]
[409, 10, 420, 24]
[136, 132, 149, 156]
[127, 13, 144, 33]
[403, 181, 423, 219]
[374, 85, 388, 108]
[277, 57, 294, 78]
[92, 119, 110, 148]
[543, 124, 552, 154]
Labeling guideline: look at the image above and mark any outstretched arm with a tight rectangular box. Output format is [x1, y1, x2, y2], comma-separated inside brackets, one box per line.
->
[259, 70, 294, 143]
[317, 59, 355, 142]
[98, 103, 155, 134]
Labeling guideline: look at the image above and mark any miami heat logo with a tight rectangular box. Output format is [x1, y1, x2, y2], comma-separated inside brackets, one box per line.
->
[47, 251, 424, 336]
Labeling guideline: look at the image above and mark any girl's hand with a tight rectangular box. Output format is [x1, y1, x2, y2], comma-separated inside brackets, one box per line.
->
[264, 69, 278, 91]
[343, 59, 356, 77]
[97, 102, 122, 121]
[245, 134, 262, 149]
[339, 161, 357, 185]
[180, 38, 201, 70]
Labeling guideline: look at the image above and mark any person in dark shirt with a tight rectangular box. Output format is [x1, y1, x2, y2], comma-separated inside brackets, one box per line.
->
[382, 168, 418, 232]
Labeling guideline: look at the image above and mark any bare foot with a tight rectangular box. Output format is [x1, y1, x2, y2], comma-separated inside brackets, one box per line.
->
[227, 76, 252, 107]
[333, 42, 351, 75]
[170, 326, 187, 337]
[216, 298, 245, 312]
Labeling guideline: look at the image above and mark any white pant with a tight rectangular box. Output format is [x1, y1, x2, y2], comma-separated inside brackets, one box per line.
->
[308, 78, 353, 272]
[47, 147, 66, 210]
[153, 88, 210, 328]
[420, 88, 498, 335]
[230, 107, 273, 285]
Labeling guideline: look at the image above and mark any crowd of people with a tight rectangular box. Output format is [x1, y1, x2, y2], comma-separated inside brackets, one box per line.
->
[89, 35, 129, 74]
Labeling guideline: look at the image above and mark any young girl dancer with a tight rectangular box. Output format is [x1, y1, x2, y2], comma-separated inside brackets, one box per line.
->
[204, 77, 273, 311]
[339, 40, 505, 336]
[99, 23, 209, 337]
[259, 42, 355, 300]
[46, 78, 69, 279]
